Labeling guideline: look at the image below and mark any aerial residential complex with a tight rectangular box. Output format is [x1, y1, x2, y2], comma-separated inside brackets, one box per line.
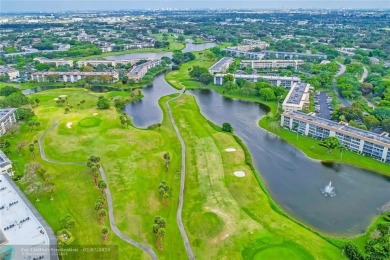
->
[208, 57, 234, 74]
[214, 73, 301, 88]
[77, 58, 146, 67]
[281, 111, 390, 163]
[31, 71, 119, 82]
[241, 59, 304, 70]
[282, 82, 313, 112]
[0, 108, 17, 136]
[127, 60, 160, 80]
[34, 57, 74, 67]
[0, 66, 19, 80]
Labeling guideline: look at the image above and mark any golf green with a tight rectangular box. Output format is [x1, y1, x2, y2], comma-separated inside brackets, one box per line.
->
[78, 117, 102, 128]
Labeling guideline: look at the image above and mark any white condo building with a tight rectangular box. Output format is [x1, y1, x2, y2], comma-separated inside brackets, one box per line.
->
[282, 82, 313, 112]
[0, 66, 19, 80]
[127, 60, 161, 80]
[214, 73, 301, 88]
[31, 71, 119, 83]
[34, 57, 74, 67]
[77, 58, 147, 67]
[0, 109, 17, 137]
[241, 60, 304, 70]
[209, 57, 234, 74]
[281, 111, 390, 163]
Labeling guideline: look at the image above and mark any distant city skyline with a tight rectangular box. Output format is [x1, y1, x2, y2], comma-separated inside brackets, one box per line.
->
[1, 1, 389, 13]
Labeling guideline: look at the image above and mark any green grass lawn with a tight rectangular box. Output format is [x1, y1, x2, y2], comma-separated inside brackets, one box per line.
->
[169, 94, 344, 259]
[165, 50, 218, 89]
[6, 88, 186, 259]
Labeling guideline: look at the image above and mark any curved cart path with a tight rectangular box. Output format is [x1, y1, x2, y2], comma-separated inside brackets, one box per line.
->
[166, 90, 195, 260]
[38, 118, 158, 260]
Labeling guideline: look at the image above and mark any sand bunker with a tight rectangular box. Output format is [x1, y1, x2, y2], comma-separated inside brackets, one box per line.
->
[234, 171, 246, 177]
[66, 122, 73, 129]
[93, 113, 98, 116]
[225, 148, 237, 152]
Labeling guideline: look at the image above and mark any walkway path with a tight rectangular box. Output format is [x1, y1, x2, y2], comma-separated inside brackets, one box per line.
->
[166, 89, 195, 260]
[332, 62, 351, 107]
[358, 66, 376, 109]
[38, 118, 158, 260]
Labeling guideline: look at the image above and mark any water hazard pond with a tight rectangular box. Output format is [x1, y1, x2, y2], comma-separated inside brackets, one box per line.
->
[125, 75, 390, 237]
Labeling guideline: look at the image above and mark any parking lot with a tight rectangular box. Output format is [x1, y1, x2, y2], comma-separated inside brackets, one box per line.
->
[314, 91, 333, 120]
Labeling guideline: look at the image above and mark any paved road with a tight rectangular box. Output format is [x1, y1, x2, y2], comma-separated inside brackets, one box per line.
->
[166, 90, 195, 260]
[99, 167, 158, 260]
[332, 62, 351, 107]
[335, 61, 346, 78]
[319, 92, 331, 120]
[359, 66, 376, 109]
[39, 118, 158, 260]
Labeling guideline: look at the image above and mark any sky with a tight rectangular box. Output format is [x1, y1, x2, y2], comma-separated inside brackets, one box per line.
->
[0, 0, 389, 13]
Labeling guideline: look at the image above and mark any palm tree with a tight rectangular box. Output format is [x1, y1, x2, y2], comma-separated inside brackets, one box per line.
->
[101, 228, 109, 242]
[157, 228, 166, 250]
[28, 121, 35, 132]
[92, 170, 99, 186]
[98, 180, 107, 195]
[95, 200, 103, 211]
[98, 209, 107, 224]
[34, 121, 40, 129]
[163, 153, 170, 170]
[28, 144, 35, 158]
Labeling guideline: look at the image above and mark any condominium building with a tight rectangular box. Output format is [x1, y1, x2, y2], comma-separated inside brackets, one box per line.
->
[158, 29, 169, 33]
[209, 57, 234, 74]
[0, 174, 58, 259]
[281, 111, 390, 163]
[282, 83, 313, 112]
[31, 71, 119, 83]
[172, 29, 184, 34]
[241, 59, 304, 70]
[0, 109, 16, 136]
[261, 50, 327, 60]
[77, 58, 147, 67]
[214, 73, 301, 88]
[223, 48, 265, 60]
[34, 57, 74, 67]
[242, 39, 270, 50]
[0, 66, 19, 80]
[127, 60, 161, 80]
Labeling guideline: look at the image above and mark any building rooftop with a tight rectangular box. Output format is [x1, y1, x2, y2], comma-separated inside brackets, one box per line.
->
[31, 71, 118, 76]
[285, 111, 390, 145]
[286, 83, 308, 105]
[0, 174, 54, 259]
[209, 57, 233, 71]
[261, 50, 327, 58]
[128, 60, 159, 76]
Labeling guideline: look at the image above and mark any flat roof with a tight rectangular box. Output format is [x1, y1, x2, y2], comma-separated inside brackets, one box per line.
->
[128, 60, 160, 76]
[284, 111, 390, 146]
[209, 57, 233, 71]
[0, 174, 57, 259]
[261, 50, 327, 58]
[285, 83, 309, 105]
[31, 71, 118, 76]
[241, 59, 304, 63]
[215, 73, 301, 81]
